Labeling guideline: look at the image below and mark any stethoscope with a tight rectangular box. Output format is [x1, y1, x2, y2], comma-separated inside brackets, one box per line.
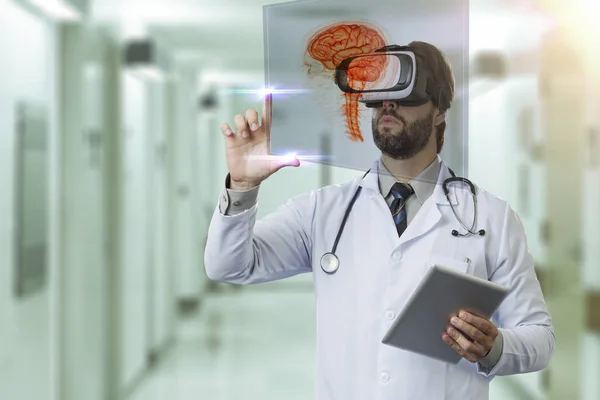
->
[320, 168, 486, 274]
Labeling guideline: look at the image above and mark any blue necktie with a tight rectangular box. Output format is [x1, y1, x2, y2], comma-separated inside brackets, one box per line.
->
[390, 182, 414, 236]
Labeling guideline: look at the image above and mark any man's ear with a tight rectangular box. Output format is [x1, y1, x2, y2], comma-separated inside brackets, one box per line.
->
[434, 110, 446, 127]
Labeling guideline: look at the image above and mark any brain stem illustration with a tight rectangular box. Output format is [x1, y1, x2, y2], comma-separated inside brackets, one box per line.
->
[305, 22, 388, 142]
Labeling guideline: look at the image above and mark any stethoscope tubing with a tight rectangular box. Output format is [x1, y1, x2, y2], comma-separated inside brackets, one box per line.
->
[320, 167, 481, 274]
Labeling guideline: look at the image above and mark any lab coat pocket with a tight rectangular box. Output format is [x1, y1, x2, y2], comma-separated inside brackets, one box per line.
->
[428, 254, 472, 275]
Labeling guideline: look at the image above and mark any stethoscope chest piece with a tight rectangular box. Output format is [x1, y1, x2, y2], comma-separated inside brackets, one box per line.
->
[320, 252, 340, 274]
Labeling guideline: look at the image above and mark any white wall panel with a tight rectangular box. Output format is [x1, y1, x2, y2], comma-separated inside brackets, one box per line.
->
[0, 1, 56, 399]
[120, 71, 150, 388]
[147, 81, 174, 352]
[174, 68, 203, 298]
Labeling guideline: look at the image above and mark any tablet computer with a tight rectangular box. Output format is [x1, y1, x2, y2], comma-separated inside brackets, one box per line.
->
[381, 264, 509, 364]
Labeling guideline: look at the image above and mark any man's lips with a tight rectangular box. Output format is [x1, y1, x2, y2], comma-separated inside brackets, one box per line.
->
[380, 115, 401, 124]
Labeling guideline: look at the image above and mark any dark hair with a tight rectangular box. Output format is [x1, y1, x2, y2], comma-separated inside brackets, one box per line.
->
[408, 41, 455, 153]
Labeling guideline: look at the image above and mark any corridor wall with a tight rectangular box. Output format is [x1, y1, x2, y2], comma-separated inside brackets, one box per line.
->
[0, 1, 58, 399]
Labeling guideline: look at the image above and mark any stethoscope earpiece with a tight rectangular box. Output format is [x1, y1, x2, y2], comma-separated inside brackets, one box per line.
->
[451, 228, 485, 237]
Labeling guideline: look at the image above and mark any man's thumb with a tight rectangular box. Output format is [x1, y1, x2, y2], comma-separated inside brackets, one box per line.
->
[273, 154, 301, 170]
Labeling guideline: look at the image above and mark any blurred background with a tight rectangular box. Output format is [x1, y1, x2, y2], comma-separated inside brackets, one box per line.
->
[0, 0, 599, 399]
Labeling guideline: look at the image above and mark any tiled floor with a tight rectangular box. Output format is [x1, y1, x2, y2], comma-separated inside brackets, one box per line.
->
[129, 280, 524, 400]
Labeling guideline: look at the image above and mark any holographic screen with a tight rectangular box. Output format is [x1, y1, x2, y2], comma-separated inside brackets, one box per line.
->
[263, 0, 470, 175]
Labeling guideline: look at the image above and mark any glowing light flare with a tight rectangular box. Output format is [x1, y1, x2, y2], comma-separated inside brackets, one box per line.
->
[533, 0, 600, 76]
[244, 154, 333, 162]
[260, 87, 274, 97]
[563, 0, 600, 71]
[223, 87, 309, 95]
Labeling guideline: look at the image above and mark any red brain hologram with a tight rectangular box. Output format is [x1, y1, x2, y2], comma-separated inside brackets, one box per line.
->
[306, 22, 388, 142]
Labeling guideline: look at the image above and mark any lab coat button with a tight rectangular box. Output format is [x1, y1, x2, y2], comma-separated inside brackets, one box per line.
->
[380, 372, 390, 383]
[233, 201, 241, 206]
[393, 251, 402, 260]
[385, 310, 396, 320]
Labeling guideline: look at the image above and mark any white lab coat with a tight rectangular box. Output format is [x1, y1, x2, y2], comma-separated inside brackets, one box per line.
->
[204, 158, 555, 400]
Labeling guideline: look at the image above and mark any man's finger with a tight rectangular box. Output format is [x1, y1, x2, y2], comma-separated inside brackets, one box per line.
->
[442, 333, 462, 352]
[234, 114, 250, 139]
[246, 108, 260, 132]
[450, 316, 487, 343]
[220, 122, 234, 137]
[262, 92, 272, 152]
[442, 333, 478, 363]
[446, 327, 487, 358]
[262, 92, 272, 132]
[458, 311, 496, 336]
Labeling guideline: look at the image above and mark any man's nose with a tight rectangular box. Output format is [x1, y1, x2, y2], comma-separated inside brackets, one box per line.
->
[382, 100, 399, 110]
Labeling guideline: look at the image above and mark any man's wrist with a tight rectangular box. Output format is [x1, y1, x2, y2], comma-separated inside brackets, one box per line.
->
[230, 180, 260, 191]
[227, 175, 261, 191]
[479, 330, 503, 369]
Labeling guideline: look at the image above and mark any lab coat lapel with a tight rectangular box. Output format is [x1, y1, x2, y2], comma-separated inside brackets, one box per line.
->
[397, 161, 457, 245]
[397, 193, 441, 245]
[433, 160, 459, 206]
[357, 160, 381, 196]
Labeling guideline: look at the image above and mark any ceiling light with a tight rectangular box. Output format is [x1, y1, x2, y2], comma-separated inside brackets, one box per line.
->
[27, 0, 86, 22]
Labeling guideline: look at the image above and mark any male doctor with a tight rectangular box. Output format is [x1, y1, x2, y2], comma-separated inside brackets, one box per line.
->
[204, 41, 555, 399]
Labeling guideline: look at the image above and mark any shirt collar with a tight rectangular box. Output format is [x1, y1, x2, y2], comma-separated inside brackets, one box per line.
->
[377, 155, 442, 205]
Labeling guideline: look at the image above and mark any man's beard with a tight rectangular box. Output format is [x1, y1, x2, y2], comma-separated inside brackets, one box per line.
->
[371, 108, 434, 160]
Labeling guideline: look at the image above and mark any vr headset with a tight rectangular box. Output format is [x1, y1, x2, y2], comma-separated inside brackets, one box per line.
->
[335, 45, 450, 108]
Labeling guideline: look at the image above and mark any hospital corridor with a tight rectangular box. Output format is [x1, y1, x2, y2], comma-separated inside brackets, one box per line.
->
[1, 0, 599, 399]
